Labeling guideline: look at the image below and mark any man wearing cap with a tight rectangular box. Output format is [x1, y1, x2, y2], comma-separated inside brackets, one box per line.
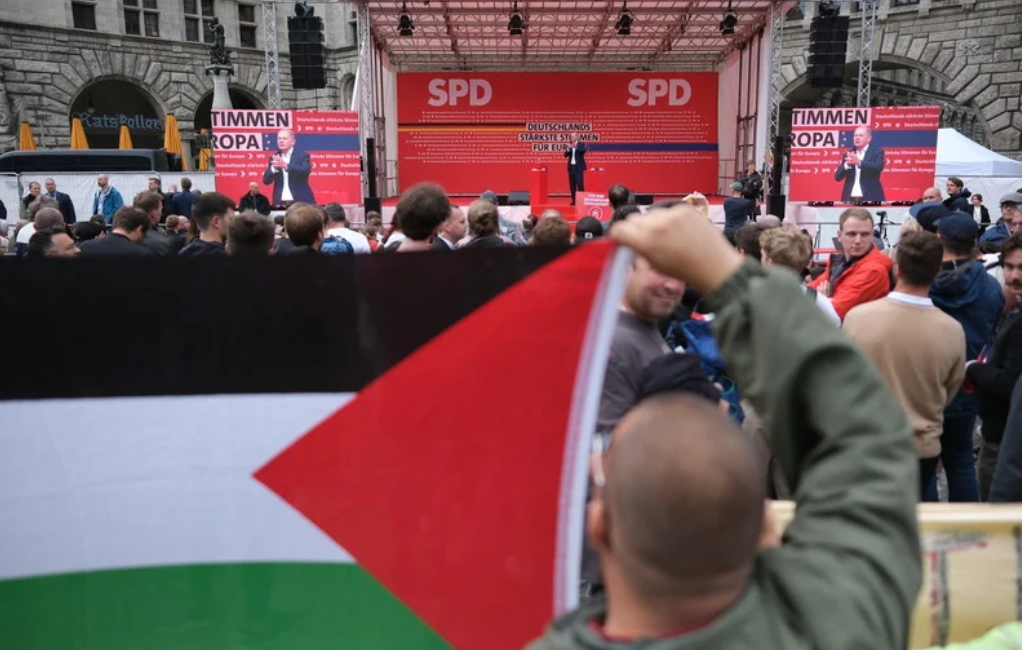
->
[834, 126, 886, 202]
[929, 212, 1005, 502]
[909, 200, 950, 234]
[723, 182, 754, 243]
[979, 192, 1022, 252]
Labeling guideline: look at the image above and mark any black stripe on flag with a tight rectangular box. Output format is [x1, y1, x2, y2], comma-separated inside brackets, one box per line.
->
[1, 247, 570, 400]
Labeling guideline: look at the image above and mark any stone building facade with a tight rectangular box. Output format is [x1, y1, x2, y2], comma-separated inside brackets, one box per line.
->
[0, 0, 359, 161]
[779, 0, 1022, 158]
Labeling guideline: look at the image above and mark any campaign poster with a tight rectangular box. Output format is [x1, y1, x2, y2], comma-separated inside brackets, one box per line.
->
[397, 72, 718, 196]
[211, 110, 362, 206]
[788, 106, 939, 203]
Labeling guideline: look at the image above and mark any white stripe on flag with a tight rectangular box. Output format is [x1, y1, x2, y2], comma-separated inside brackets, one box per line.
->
[0, 393, 356, 582]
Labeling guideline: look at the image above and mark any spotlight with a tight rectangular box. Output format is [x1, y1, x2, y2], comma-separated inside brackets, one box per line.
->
[294, 1, 313, 18]
[508, 1, 525, 35]
[719, 1, 738, 35]
[615, 1, 633, 35]
[398, 1, 414, 36]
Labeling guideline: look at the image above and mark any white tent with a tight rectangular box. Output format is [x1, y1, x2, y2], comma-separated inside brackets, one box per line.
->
[934, 128, 1022, 204]
[937, 128, 1022, 177]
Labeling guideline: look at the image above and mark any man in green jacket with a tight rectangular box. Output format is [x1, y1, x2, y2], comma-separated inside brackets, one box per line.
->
[528, 204, 921, 650]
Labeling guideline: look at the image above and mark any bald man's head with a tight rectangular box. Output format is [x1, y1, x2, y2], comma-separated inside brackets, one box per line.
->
[594, 393, 765, 599]
[759, 214, 782, 229]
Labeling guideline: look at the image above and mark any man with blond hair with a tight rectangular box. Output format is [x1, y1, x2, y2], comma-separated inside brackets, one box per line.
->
[761, 227, 841, 324]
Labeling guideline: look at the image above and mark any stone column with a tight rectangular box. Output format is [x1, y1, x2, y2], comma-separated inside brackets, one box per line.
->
[205, 64, 234, 110]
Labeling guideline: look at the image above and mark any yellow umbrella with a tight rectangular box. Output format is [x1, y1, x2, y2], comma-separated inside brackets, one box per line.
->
[164, 114, 187, 171]
[70, 117, 89, 149]
[18, 122, 36, 151]
[118, 124, 134, 149]
[198, 128, 212, 171]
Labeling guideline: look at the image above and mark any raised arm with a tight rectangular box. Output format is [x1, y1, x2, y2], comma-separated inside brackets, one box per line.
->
[611, 206, 920, 650]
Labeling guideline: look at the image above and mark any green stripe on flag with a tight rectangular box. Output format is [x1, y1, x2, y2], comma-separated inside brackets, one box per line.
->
[0, 563, 453, 649]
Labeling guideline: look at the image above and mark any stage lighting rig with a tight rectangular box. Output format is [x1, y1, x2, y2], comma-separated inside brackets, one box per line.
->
[508, 1, 525, 35]
[398, 2, 414, 36]
[615, 1, 634, 35]
[720, 1, 738, 35]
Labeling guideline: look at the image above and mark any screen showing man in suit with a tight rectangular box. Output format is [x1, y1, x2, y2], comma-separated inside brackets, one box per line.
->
[262, 129, 316, 206]
[564, 133, 588, 205]
[834, 126, 885, 203]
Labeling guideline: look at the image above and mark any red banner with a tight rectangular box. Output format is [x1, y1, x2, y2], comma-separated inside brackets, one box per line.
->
[397, 72, 718, 196]
[788, 106, 939, 203]
[211, 110, 362, 206]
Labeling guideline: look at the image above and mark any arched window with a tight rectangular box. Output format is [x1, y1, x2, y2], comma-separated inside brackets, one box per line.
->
[70, 79, 164, 149]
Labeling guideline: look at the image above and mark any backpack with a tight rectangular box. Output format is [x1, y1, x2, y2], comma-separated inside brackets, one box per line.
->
[321, 234, 354, 255]
[666, 314, 746, 424]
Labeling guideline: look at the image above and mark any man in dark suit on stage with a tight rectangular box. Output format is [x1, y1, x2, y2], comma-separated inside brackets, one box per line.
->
[834, 126, 886, 202]
[262, 128, 316, 206]
[564, 133, 588, 205]
[44, 177, 77, 226]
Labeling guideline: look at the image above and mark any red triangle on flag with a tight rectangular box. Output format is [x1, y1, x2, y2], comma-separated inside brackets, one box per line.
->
[255, 242, 616, 650]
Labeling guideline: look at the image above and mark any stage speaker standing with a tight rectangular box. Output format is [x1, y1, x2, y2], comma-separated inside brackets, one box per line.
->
[564, 133, 588, 205]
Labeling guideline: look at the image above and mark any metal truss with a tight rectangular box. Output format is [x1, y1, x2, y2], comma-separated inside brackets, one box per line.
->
[368, 1, 774, 71]
[767, 0, 784, 143]
[357, 1, 377, 198]
[262, 0, 282, 108]
[856, 0, 878, 107]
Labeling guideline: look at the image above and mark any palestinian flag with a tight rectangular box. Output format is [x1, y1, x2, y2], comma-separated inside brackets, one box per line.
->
[0, 243, 626, 650]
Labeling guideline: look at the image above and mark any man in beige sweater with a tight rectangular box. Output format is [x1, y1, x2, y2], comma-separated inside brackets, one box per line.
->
[844, 231, 966, 498]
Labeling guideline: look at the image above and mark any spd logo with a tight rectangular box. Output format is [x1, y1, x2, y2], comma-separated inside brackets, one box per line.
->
[627, 78, 692, 107]
[427, 78, 493, 106]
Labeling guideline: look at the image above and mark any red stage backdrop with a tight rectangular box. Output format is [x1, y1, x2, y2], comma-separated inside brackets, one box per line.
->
[397, 72, 718, 196]
[788, 106, 939, 203]
[211, 110, 361, 206]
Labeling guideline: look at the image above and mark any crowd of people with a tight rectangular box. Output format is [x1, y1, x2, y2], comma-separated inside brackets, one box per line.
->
[5, 167, 1022, 647]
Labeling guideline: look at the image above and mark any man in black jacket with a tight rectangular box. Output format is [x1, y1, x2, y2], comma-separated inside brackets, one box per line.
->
[179, 192, 235, 257]
[944, 177, 972, 213]
[134, 191, 179, 256]
[723, 182, 753, 243]
[78, 207, 152, 257]
[966, 232, 1022, 499]
[564, 133, 588, 205]
[990, 376, 1022, 502]
[238, 182, 272, 215]
[43, 178, 77, 226]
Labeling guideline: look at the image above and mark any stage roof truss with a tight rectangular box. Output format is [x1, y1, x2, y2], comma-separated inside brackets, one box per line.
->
[366, 1, 773, 71]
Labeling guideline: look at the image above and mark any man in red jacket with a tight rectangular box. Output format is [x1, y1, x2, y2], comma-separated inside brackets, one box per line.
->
[810, 207, 893, 320]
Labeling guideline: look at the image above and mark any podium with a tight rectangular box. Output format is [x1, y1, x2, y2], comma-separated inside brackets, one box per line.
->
[585, 167, 605, 198]
[530, 167, 549, 205]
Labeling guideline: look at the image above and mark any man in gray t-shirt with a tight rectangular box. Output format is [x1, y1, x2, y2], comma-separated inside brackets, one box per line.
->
[597, 255, 685, 435]
[583, 255, 685, 598]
